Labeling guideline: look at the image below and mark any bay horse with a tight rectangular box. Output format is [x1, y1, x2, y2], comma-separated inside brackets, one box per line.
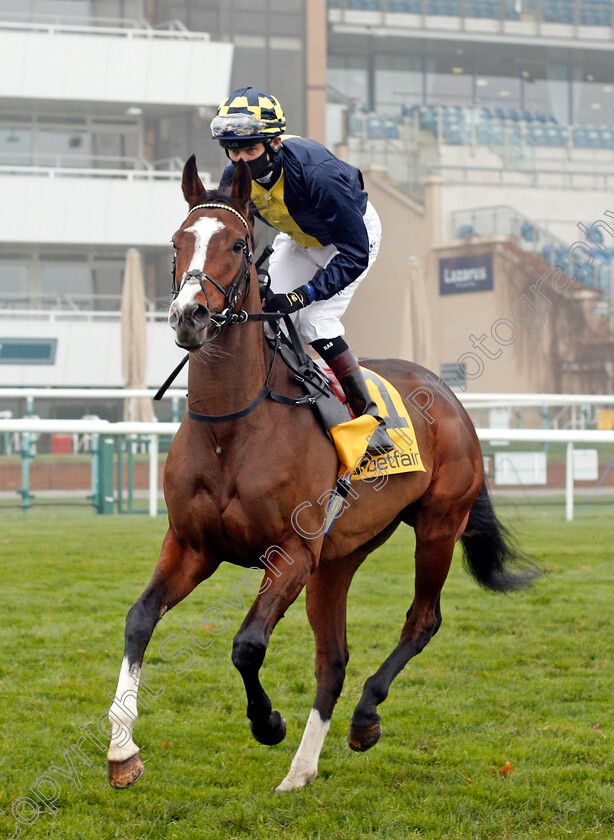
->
[107, 156, 536, 792]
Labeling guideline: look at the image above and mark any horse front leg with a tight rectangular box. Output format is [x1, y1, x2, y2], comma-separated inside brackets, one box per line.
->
[107, 528, 219, 788]
[231, 540, 315, 748]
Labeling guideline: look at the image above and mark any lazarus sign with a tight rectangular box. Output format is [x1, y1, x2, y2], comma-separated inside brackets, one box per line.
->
[439, 254, 493, 295]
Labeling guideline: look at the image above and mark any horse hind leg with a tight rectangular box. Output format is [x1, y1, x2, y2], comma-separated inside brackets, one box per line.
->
[348, 508, 460, 752]
[276, 554, 362, 792]
[107, 529, 218, 788]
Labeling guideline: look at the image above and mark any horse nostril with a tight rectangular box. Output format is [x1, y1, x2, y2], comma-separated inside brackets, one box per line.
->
[168, 306, 179, 328]
[182, 300, 210, 329]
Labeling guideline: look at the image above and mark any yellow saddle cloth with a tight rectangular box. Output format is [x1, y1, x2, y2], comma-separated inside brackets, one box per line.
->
[329, 367, 425, 481]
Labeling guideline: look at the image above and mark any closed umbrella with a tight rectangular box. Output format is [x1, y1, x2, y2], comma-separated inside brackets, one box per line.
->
[121, 248, 155, 422]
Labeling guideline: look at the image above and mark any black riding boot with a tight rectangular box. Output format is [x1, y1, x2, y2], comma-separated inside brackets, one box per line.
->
[325, 349, 395, 454]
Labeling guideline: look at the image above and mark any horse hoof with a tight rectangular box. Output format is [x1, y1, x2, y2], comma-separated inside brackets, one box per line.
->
[348, 721, 382, 752]
[250, 710, 287, 746]
[107, 752, 145, 789]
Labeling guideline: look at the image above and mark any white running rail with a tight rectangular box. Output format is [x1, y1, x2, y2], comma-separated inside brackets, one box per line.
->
[1, 419, 614, 520]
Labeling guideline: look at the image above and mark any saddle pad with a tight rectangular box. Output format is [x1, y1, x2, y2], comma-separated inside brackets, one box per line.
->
[330, 367, 425, 481]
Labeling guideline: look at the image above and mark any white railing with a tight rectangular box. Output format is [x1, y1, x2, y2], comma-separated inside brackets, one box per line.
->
[1, 417, 613, 520]
[0, 163, 185, 182]
[3, 389, 614, 407]
[0, 295, 171, 317]
[0, 17, 211, 40]
[0, 153, 186, 172]
[460, 393, 614, 407]
[0, 387, 184, 399]
[0, 418, 177, 518]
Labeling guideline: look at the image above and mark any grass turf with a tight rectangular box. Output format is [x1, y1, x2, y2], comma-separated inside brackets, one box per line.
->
[0, 502, 612, 839]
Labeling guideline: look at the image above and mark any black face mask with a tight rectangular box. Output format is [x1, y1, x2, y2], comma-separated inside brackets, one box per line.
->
[245, 148, 273, 181]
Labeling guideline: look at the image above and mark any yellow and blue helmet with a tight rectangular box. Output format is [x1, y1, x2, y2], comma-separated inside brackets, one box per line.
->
[211, 87, 286, 147]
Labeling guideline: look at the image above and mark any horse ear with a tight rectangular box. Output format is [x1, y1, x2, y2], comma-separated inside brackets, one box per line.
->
[230, 159, 252, 211]
[182, 154, 206, 208]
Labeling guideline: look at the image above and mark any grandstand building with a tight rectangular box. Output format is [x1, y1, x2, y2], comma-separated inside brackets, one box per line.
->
[0, 0, 612, 420]
[328, 0, 614, 394]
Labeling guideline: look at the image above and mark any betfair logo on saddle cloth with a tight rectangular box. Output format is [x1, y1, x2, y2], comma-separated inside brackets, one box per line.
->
[330, 368, 425, 481]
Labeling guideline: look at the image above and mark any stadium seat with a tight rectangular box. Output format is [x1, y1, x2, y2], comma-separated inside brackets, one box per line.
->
[573, 128, 590, 147]
[600, 130, 614, 149]
[542, 244, 554, 263]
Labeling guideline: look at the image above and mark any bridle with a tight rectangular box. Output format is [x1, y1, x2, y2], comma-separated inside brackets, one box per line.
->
[158, 199, 331, 416]
[172, 201, 254, 338]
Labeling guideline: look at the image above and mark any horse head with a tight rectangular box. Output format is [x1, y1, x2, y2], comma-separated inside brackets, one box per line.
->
[168, 154, 254, 350]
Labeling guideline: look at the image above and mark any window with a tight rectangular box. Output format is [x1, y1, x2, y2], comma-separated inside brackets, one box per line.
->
[0, 127, 32, 165]
[35, 0, 89, 21]
[426, 56, 473, 107]
[375, 54, 422, 116]
[328, 55, 369, 108]
[0, 117, 140, 169]
[39, 129, 91, 167]
[0, 264, 29, 303]
[0, 339, 57, 365]
[522, 63, 569, 124]
[474, 74, 521, 109]
[572, 67, 614, 126]
[41, 261, 92, 303]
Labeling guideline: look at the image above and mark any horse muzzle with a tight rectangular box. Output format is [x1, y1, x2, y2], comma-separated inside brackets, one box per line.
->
[168, 299, 212, 349]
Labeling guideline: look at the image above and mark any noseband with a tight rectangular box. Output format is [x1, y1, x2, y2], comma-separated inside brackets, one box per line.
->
[172, 202, 254, 333]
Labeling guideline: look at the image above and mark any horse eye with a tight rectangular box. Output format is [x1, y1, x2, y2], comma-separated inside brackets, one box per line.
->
[232, 241, 244, 253]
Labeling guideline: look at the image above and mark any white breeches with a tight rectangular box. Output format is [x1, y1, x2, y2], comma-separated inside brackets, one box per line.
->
[267, 201, 382, 344]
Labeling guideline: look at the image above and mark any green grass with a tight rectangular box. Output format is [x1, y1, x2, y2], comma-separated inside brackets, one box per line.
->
[0, 504, 613, 840]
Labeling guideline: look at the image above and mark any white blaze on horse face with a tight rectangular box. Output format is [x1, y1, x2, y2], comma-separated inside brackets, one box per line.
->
[171, 216, 225, 314]
[185, 216, 224, 273]
[275, 708, 331, 792]
[107, 657, 141, 763]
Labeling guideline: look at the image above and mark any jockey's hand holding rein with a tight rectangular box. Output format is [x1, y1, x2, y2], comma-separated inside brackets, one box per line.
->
[265, 285, 313, 315]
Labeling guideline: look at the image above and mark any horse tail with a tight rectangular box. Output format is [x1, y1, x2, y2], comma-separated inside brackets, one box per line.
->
[461, 481, 540, 592]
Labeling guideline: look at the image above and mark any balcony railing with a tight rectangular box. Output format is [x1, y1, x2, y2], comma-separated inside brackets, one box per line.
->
[0, 293, 170, 317]
[0, 156, 205, 183]
[0, 14, 210, 40]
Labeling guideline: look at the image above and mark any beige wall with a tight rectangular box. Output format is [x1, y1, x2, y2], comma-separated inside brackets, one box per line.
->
[433, 242, 554, 394]
[344, 168, 434, 365]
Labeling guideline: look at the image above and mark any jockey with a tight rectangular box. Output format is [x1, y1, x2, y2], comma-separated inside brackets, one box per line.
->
[211, 86, 394, 453]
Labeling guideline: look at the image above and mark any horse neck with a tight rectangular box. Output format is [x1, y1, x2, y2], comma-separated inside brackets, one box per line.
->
[187, 295, 270, 417]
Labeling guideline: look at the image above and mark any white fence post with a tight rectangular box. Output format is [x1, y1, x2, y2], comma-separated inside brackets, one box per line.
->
[149, 434, 159, 518]
[566, 441, 574, 522]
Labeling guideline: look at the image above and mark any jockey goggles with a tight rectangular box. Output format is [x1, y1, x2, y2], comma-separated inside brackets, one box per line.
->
[211, 113, 285, 142]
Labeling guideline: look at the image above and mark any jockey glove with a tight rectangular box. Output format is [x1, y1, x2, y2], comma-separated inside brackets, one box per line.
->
[265, 285, 313, 314]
